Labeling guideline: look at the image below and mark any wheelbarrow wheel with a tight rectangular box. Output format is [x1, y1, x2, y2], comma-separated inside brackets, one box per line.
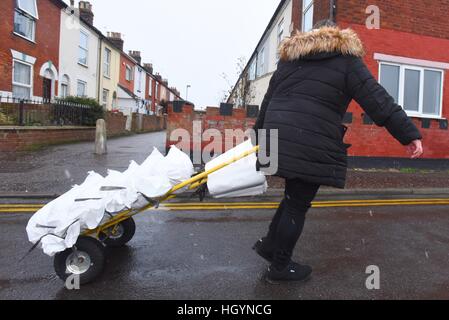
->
[54, 236, 105, 285]
[99, 217, 136, 248]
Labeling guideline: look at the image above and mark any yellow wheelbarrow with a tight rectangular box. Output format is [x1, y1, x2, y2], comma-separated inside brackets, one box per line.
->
[51, 146, 260, 285]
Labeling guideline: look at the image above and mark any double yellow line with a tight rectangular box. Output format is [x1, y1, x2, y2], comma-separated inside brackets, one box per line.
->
[1, 198, 449, 213]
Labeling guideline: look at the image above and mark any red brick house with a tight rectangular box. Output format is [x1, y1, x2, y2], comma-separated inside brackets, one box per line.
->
[230, 0, 449, 163]
[0, 0, 67, 102]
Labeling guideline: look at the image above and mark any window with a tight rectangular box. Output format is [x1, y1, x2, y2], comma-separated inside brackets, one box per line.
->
[125, 65, 133, 81]
[17, 0, 38, 18]
[380, 62, 444, 118]
[12, 60, 32, 99]
[103, 48, 111, 77]
[60, 75, 70, 98]
[277, 18, 285, 46]
[78, 31, 89, 66]
[256, 48, 265, 77]
[77, 80, 87, 97]
[102, 89, 109, 108]
[248, 59, 256, 81]
[302, 0, 314, 32]
[14, 10, 35, 41]
[137, 68, 143, 92]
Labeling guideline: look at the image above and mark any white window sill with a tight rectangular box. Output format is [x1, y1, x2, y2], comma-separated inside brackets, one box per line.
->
[407, 113, 446, 120]
[103, 74, 111, 79]
[78, 62, 89, 68]
[13, 32, 35, 44]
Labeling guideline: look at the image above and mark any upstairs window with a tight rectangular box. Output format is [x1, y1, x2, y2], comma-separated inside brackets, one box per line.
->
[125, 65, 133, 81]
[14, 0, 38, 42]
[380, 62, 444, 118]
[302, 0, 314, 32]
[248, 59, 256, 81]
[256, 47, 265, 77]
[78, 31, 89, 66]
[103, 48, 111, 77]
[17, 0, 38, 18]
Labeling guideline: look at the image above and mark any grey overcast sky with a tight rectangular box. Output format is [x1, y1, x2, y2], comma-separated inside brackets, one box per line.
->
[76, 0, 280, 109]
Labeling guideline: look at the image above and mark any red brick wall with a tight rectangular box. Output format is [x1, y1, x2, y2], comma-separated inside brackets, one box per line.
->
[119, 54, 135, 92]
[336, 0, 449, 39]
[0, 0, 62, 97]
[131, 113, 166, 133]
[0, 111, 136, 151]
[166, 103, 257, 153]
[106, 111, 128, 137]
[340, 23, 449, 159]
[0, 127, 95, 152]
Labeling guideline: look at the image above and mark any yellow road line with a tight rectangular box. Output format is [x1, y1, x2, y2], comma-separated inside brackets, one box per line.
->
[2, 200, 449, 213]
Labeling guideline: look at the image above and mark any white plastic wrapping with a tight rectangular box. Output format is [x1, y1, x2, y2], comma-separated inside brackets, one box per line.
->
[26, 146, 194, 256]
[206, 140, 267, 198]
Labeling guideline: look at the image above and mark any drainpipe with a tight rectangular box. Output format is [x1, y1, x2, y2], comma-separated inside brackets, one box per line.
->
[97, 37, 103, 108]
[329, 0, 336, 22]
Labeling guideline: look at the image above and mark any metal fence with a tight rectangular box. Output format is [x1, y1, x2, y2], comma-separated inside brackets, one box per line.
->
[0, 95, 93, 126]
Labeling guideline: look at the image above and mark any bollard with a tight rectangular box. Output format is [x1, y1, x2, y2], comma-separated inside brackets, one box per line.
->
[95, 119, 107, 155]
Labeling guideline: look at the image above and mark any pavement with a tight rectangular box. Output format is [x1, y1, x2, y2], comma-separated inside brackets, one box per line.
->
[1, 132, 449, 300]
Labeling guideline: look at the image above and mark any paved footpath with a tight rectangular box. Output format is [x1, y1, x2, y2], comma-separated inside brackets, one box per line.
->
[0, 132, 167, 195]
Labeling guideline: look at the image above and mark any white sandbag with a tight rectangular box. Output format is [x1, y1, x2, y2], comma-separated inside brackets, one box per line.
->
[164, 146, 195, 185]
[206, 140, 267, 198]
[26, 146, 196, 257]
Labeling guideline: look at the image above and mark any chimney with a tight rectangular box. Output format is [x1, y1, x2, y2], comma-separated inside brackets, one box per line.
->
[129, 51, 142, 64]
[107, 32, 124, 51]
[143, 63, 153, 74]
[78, 1, 94, 25]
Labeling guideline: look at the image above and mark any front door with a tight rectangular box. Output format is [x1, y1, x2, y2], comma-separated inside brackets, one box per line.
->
[43, 78, 52, 102]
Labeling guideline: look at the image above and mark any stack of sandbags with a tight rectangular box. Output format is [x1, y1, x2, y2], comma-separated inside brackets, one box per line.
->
[26, 146, 194, 256]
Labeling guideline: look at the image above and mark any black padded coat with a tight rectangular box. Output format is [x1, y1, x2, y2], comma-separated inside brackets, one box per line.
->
[254, 27, 422, 189]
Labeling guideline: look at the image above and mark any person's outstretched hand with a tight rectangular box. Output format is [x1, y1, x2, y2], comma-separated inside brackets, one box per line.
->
[407, 140, 424, 159]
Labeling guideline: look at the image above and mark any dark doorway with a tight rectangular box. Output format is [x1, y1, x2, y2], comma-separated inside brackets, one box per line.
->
[43, 78, 52, 102]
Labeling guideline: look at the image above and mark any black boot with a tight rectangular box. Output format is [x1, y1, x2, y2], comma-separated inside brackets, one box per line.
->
[252, 237, 275, 263]
[265, 262, 312, 284]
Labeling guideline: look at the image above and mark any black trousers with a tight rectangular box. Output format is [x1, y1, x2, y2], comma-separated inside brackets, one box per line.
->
[266, 178, 320, 269]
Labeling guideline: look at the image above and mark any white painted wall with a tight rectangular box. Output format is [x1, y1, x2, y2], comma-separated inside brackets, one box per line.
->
[235, 0, 293, 106]
[133, 65, 148, 114]
[59, 9, 100, 100]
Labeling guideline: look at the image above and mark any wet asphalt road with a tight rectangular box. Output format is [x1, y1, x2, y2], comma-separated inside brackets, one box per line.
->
[0, 131, 167, 195]
[1, 204, 449, 300]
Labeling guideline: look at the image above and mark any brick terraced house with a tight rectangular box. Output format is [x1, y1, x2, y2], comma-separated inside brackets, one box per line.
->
[229, 0, 449, 162]
[0, 0, 67, 101]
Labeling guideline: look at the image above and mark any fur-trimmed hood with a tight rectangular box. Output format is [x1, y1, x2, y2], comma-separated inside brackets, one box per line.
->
[279, 27, 365, 61]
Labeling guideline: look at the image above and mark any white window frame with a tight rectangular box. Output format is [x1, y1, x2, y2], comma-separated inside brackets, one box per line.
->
[17, 0, 38, 19]
[12, 59, 33, 99]
[78, 31, 89, 66]
[102, 88, 109, 107]
[77, 80, 87, 97]
[379, 61, 444, 119]
[302, 0, 314, 32]
[125, 65, 133, 81]
[13, 9, 36, 42]
[103, 48, 111, 78]
[60, 75, 70, 98]
[137, 68, 143, 92]
[257, 47, 265, 77]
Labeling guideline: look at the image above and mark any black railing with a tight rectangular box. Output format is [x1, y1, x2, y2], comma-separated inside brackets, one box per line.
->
[0, 95, 93, 126]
